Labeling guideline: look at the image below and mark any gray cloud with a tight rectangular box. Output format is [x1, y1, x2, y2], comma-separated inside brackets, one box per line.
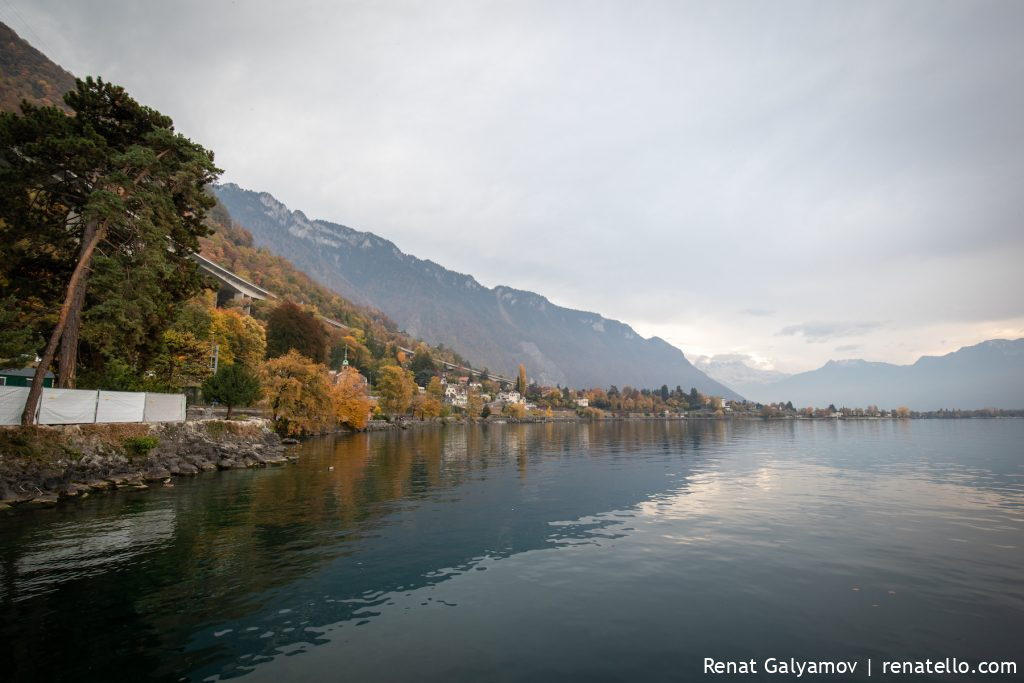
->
[778, 322, 886, 343]
[834, 344, 863, 353]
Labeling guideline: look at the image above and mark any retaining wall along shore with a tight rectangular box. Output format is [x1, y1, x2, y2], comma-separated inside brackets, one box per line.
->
[0, 419, 289, 510]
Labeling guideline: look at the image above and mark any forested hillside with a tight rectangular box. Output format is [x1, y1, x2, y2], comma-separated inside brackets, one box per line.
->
[201, 197, 475, 380]
[214, 183, 742, 398]
[0, 22, 74, 112]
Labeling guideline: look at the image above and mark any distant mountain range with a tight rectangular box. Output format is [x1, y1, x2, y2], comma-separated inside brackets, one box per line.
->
[728, 339, 1024, 410]
[693, 355, 792, 391]
[213, 183, 741, 398]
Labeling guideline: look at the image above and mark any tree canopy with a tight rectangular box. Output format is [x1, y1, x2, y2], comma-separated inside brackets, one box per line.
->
[0, 77, 220, 422]
[266, 300, 326, 364]
[202, 363, 261, 419]
[376, 364, 416, 416]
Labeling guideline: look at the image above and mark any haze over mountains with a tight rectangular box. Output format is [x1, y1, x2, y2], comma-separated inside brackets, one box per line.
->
[214, 183, 741, 398]
[714, 339, 1024, 411]
[692, 355, 791, 393]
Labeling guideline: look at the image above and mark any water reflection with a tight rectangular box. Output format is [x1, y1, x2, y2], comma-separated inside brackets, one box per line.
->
[1, 420, 1021, 683]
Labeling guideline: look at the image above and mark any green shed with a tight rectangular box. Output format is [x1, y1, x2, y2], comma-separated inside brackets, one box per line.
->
[0, 368, 55, 388]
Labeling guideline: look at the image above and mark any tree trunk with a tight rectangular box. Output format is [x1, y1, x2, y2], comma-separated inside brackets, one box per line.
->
[21, 220, 108, 425]
[55, 285, 85, 388]
[56, 221, 97, 388]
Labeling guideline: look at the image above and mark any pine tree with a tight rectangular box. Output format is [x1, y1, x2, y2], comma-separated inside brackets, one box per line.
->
[1, 78, 220, 424]
[201, 363, 261, 419]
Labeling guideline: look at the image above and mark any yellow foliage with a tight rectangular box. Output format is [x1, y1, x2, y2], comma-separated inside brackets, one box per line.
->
[333, 367, 373, 430]
[262, 350, 335, 436]
[465, 389, 483, 418]
[426, 376, 444, 399]
[504, 403, 527, 419]
[412, 394, 442, 420]
[376, 365, 416, 415]
[211, 308, 266, 370]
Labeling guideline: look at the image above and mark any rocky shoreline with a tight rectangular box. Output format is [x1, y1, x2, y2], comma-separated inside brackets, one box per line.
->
[0, 419, 290, 511]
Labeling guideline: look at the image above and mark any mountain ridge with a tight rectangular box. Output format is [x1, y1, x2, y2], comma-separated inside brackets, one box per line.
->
[214, 182, 742, 398]
[730, 338, 1024, 410]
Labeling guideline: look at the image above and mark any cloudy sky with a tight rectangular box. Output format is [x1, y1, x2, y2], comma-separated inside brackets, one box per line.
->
[5, 0, 1023, 373]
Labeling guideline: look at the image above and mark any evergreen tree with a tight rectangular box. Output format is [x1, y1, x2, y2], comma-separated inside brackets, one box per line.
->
[0, 78, 220, 423]
[0, 295, 39, 366]
[410, 344, 436, 374]
[201, 363, 261, 419]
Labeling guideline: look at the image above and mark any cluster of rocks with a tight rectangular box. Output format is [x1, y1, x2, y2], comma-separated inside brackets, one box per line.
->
[0, 419, 292, 511]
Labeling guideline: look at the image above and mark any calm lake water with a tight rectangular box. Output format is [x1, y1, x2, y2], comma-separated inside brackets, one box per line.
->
[1, 420, 1022, 682]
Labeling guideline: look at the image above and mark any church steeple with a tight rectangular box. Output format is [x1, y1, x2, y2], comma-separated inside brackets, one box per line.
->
[342, 345, 349, 368]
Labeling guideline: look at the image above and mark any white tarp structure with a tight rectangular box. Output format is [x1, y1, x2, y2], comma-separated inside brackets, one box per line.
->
[0, 387, 186, 426]
[143, 393, 186, 423]
[0, 387, 29, 425]
[96, 391, 147, 423]
[38, 389, 99, 425]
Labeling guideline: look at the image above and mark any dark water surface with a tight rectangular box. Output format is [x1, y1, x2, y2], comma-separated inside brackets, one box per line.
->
[2, 420, 1022, 682]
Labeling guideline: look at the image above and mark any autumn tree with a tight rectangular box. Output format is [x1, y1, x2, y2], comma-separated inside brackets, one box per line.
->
[1, 78, 220, 423]
[148, 329, 212, 392]
[504, 402, 527, 419]
[329, 333, 371, 372]
[332, 367, 373, 430]
[376, 364, 416, 415]
[466, 388, 483, 418]
[266, 300, 326, 363]
[412, 393, 442, 420]
[211, 308, 266, 370]
[262, 350, 336, 436]
[202, 363, 261, 419]
[517, 363, 527, 396]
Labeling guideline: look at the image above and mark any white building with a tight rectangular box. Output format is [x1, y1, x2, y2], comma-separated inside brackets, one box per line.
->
[497, 390, 524, 405]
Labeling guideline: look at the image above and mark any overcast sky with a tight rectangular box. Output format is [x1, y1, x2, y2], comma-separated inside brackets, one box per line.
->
[5, 0, 1023, 373]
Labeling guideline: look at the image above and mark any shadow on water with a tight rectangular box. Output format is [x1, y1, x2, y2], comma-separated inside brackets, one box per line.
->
[0, 421, 731, 682]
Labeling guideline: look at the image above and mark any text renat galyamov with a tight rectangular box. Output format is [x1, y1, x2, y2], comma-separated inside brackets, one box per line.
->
[705, 659, 857, 677]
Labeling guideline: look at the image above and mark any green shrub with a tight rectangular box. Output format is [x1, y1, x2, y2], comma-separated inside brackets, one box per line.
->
[123, 435, 160, 459]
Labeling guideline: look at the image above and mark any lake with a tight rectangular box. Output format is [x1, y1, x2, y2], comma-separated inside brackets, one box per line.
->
[1, 419, 1021, 682]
